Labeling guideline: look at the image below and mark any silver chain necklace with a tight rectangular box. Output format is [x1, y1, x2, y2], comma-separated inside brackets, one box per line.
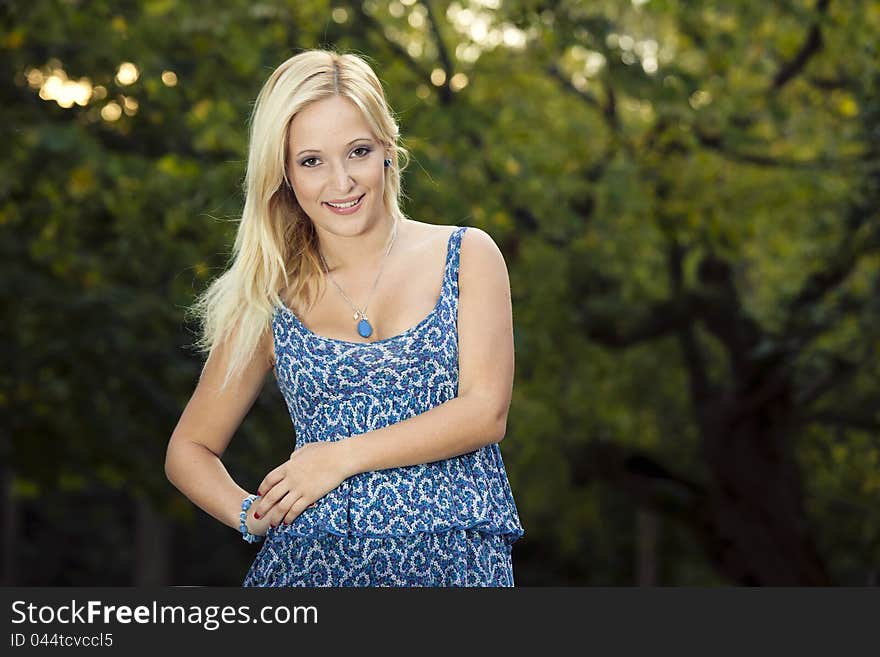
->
[318, 229, 397, 339]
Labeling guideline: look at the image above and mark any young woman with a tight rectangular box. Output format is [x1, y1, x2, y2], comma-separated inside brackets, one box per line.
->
[164, 49, 525, 586]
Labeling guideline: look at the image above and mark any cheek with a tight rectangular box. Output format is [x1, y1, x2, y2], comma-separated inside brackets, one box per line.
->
[367, 163, 386, 186]
[290, 175, 321, 201]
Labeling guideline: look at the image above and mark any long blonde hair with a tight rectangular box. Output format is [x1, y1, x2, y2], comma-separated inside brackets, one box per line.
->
[187, 49, 411, 390]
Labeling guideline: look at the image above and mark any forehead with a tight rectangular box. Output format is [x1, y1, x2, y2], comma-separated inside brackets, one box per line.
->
[288, 96, 373, 147]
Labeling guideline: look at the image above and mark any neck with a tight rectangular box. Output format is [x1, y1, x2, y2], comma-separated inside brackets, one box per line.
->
[317, 217, 401, 273]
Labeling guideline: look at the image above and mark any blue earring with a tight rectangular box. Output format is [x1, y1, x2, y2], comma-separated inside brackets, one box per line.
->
[384, 158, 391, 168]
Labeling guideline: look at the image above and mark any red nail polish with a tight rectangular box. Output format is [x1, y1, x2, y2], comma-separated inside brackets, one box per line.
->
[254, 512, 260, 519]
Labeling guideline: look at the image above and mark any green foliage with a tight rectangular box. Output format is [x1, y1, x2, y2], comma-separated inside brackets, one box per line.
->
[2, 0, 878, 585]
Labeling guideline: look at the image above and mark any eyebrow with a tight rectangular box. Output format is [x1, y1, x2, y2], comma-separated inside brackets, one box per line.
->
[295, 137, 373, 158]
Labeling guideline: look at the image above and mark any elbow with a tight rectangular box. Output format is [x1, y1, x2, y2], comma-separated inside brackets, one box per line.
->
[164, 456, 175, 488]
[466, 391, 509, 444]
[164, 444, 181, 489]
[491, 411, 509, 444]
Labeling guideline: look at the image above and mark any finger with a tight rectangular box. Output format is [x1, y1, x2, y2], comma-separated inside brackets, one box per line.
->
[271, 491, 303, 527]
[257, 463, 285, 504]
[257, 466, 287, 499]
[254, 480, 289, 519]
[261, 490, 289, 527]
[257, 461, 287, 493]
[282, 495, 313, 525]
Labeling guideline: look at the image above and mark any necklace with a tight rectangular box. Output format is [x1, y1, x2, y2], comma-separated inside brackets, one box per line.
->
[318, 227, 397, 339]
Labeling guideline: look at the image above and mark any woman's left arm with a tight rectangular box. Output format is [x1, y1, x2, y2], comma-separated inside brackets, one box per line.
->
[337, 226, 515, 476]
[253, 228, 515, 526]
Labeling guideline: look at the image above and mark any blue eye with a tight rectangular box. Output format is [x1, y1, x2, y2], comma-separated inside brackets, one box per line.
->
[300, 146, 372, 168]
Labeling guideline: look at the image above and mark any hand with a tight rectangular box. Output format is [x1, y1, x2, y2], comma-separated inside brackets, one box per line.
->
[243, 502, 271, 538]
[252, 441, 349, 526]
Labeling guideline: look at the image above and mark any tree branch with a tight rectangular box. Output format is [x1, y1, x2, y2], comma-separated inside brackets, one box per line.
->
[423, 0, 454, 104]
[546, 63, 622, 139]
[566, 439, 706, 525]
[668, 240, 713, 404]
[806, 409, 880, 433]
[693, 125, 858, 171]
[348, 1, 433, 84]
[577, 295, 698, 348]
[772, 0, 831, 91]
[796, 355, 861, 406]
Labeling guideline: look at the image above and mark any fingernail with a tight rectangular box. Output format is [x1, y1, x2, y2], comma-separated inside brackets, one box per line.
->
[254, 513, 260, 519]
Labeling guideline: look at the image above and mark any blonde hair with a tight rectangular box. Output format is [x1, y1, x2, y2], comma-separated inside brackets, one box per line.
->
[187, 48, 411, 390]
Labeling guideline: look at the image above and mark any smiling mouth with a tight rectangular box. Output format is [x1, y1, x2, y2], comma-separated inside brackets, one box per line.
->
[323, 194, 365, 209]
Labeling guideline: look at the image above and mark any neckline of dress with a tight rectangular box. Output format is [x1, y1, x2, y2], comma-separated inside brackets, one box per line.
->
[277, 226, 461, 347]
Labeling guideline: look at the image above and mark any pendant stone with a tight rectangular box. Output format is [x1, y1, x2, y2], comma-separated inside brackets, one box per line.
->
[357, 318, 373, 338]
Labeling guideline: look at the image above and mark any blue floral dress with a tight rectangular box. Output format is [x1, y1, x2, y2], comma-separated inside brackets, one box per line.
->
[243, 225, 525, 587]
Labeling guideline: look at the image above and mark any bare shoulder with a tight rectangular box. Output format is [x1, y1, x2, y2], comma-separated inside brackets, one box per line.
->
[406, 220, 499, 261]
[459, 226, 508, 279]
[403, 219, 457, 250]
[461, 225, 501, 251]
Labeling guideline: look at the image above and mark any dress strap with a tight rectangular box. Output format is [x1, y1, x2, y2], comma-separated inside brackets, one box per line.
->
[441, 226, 468, 316]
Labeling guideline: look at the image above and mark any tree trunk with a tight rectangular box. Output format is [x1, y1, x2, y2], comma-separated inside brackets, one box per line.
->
[1, 465, 19, 586]
[134, 494, 171, 585]
[697, 396, 832, 585]
[636, 507, 659, 586]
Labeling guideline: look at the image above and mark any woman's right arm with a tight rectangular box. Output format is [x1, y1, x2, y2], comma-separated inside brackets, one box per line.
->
[164, 324, 275, 537]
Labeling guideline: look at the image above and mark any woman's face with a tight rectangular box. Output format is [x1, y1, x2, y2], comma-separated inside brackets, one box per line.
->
[286, 95, 387, 236]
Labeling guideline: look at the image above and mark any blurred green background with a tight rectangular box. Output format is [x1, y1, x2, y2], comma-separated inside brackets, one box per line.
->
[2, 0, 879, 586]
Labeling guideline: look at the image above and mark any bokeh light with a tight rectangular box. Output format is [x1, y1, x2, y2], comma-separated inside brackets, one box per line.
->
[115, 62, 139, 86]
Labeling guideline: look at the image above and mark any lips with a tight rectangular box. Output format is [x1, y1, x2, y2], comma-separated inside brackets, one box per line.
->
[324, 193, 365, 207]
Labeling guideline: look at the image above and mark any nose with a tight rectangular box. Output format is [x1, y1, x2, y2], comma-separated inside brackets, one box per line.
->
[330, 158, 355, 193]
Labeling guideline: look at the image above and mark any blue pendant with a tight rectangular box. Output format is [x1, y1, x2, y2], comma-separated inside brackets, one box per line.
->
[357, 318, 373, 338]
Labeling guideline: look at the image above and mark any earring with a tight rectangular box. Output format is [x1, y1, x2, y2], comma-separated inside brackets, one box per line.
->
[384, 158, 391, 168]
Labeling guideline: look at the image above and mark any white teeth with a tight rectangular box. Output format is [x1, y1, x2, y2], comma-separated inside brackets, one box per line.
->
[326, 195, 362, 209]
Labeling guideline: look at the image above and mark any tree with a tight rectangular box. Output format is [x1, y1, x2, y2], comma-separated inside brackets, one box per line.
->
[2, 0, 878, 584]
